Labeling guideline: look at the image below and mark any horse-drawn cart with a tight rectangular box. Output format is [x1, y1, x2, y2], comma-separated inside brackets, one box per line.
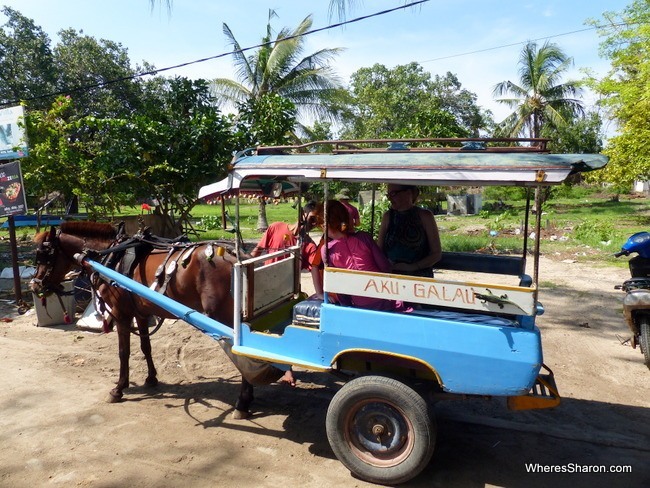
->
[32, 138, 607, 485]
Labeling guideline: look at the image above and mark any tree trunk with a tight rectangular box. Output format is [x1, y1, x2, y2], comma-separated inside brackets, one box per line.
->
[256, 198, 268, 231]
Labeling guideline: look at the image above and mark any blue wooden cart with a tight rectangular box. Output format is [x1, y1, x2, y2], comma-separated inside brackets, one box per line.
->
[79, 138, 607, 485]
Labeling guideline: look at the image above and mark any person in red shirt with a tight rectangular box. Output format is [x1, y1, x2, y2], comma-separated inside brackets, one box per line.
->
[250, 221, 299, 264]
[250, 201, 320, 269]
[248, 202, 322, 387]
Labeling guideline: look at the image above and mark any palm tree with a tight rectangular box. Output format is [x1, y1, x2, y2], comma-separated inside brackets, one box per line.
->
[212, 10, 344, 123]
[214, 10, 345, 231]
[492, 40, 584, 138]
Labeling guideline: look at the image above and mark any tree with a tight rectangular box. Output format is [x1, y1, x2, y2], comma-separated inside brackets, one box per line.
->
[232, 93, 297, 148]
[212, 10, 345, 124]
[124, 77, 235, 229]
[430, 72, 490, 136]
[542, 110, 603, 154]
[0, 7, 56, 110]
[23, 78, 235, 222]
[343, 62, 483, 139]
[493, 41, 585, 139]
[588, 1, 650, 186]
[53, 28, 143, 118]
[212, 10, 345, 230]
[22, 95, 135, 218]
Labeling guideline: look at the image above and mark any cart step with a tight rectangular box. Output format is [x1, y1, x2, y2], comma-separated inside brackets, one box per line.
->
[507, 364, 560, 410]
[232, 345, 330, 372]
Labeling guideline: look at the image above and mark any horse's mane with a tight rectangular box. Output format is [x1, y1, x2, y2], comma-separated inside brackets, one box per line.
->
[34, 221, 118, 245]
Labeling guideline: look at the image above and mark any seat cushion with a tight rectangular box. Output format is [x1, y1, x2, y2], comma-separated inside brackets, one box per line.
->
[292, 297, 323, 327]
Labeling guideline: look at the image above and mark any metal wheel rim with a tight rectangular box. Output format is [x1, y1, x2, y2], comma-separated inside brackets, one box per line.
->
[343, 397, 415, 468]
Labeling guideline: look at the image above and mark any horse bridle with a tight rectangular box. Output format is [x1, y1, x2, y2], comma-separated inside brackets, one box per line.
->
[32, 226, 60, 293]
[32, 226, 79, 296]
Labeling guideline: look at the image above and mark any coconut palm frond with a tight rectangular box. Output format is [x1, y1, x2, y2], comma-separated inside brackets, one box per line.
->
[265, 16, 314, 83]
[222, 23, 255, 86]
[494, 40, 585, 137]
[495, 111, 527, 138]
[216, 11, 346, 129]
[210, 78, 251, 109]
[492, 80, 527, 99]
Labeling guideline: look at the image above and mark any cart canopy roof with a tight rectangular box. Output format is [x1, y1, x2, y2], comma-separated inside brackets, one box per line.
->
[199, 138, 608, 200]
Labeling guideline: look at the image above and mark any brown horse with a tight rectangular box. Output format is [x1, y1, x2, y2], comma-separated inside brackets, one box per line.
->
[30, 221, 282, 418]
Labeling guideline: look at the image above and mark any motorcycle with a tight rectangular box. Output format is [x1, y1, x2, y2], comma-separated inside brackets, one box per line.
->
[615, 231, 650, 369]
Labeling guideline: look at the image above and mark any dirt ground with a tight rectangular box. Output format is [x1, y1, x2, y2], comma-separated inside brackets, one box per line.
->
[1, 256, 649, 488]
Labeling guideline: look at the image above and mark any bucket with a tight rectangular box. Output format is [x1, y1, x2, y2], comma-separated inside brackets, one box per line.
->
[33, 280, 76, 327]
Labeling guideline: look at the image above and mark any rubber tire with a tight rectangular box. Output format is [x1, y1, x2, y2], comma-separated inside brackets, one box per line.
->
[326, 376, 436, 485]
[640, 316, 650, 370]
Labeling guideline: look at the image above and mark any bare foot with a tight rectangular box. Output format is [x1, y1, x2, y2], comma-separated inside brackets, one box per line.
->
[278, 369, 296, 387]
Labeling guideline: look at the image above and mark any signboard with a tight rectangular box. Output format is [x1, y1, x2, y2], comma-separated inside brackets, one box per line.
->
[0, 105, 29, 161]
[324, 267, 536, 316]
[0, 161, 28, 217]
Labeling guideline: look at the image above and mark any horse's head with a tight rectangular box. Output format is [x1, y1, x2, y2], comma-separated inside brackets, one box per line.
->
[31, 226, 74, 297]
[31, 221, 120, 296]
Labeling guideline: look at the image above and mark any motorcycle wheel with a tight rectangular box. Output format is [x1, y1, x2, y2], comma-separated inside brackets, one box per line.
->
[640, 316, 650, 370]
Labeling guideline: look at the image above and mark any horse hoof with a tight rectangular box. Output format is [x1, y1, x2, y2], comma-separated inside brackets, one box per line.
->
[145, 377, 159, 387]
[232, 409, 250, 420]
[107, 390, 123, 403]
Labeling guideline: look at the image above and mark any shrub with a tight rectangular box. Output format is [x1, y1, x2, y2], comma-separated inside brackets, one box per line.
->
[197, 215, 222, 231]
[358, 198, 391, 239]
[549, 183, 594, 200]
[573, 220, 614, 245]
[482, 186, 528, 202]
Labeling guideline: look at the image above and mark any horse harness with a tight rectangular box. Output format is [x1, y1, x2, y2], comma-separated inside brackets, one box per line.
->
[91, 229, 240, 334]
[36, 224, 238, 334]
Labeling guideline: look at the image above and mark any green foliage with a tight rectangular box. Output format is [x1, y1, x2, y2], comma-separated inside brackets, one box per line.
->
[233, 93, 296, 146]
[22, 77, 234, 220]
[548, 183, 595, 200]
[344, 62, 488, 139]
[0, 7, 56, 109]
[487, 212, 516, 232]
[131, 77, 235, 223]
[357, 197, 390, 240]
[197, 215, 222, 231]
[212, 11, 345, 124]
[482, 186, 529, 202]
[573, 220, 615, 245]
[53, 28, 142, 118]
[589, 1, 650, 187]
[542, 110, 604, 154]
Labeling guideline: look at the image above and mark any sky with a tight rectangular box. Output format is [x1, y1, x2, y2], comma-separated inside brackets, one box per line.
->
[1, 0, 630, 125]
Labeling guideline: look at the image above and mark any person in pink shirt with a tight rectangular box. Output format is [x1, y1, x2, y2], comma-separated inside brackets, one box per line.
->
[335, 188, 360, 229]
[320, 200, 407, 312]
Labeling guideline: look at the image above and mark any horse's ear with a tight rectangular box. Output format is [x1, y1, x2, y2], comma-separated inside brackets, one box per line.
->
[47, 226, 57, 242]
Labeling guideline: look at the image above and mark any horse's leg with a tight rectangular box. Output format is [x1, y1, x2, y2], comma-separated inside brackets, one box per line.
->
[232, 377, 254, 420]
[108, 319, 131, 403]
[135, 316, 158, 387]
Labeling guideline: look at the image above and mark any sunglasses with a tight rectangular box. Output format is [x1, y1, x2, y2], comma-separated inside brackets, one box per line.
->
[387, 188, 410, 198]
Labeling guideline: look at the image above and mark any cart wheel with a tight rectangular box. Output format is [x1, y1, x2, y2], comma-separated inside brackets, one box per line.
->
[326, 375, 436, 485]
[640, 316, 650, 370]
